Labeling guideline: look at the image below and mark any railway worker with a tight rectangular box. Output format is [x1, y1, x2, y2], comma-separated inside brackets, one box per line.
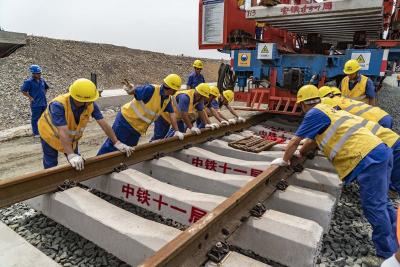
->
[196, 88, 246, 127]
[151, 83, 212, 140]
[38, 78, 133, 170]
[341, 59, 376, 105]
[21, 65, 49, 138]
[187, 59, 205, 89]
[97, 74, 185, 155]
[271, 84, 398, 260]
[320, 86, 393, 129]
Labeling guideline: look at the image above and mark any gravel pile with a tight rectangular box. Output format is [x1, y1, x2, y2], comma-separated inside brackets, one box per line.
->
[378, 83, 400, 133]
[0, 36, 222, 131]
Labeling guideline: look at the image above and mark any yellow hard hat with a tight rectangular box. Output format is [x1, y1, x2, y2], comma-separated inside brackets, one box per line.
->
[343, 59, 361, 75]
[209, 86, 220, 97]
[296, 84, 320, 104]
[193, 59, 204, 69]
[163, 74, 182, 90]
[223, 90, 234, 103]
[331, 87, 342, 96]
[195, 83, 210, 98]
[319, 86, 332, 98]
[69, 78, 99, 102]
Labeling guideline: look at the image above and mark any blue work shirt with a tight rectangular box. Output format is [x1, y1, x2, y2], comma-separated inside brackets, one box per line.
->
[21, 77, 49, 107]
[207, 99, 221, 109]
[49, 97, 103, 126]
[134, 84, 173, 113]
[295, 107, 385, 183]
[187, 72, 205, 89]
[341, 74, 376, 98]
[176, 94, 204, 113]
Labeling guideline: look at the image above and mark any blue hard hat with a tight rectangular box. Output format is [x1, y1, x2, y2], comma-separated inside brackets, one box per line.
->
[29, 65, 42, 74]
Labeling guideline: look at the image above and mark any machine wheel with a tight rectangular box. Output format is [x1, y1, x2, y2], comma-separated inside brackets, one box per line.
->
[217, 63, 236, 93]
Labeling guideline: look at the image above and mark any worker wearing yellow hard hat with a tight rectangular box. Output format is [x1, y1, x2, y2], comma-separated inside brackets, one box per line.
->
[39, 78, 133, 170]
[187, 59, 205, 89]
[151, 83, 214, 140]
[194, 85, 221, 129]
[341, 59, 376, 105]
[98, 74, 185, 155]
[271, 84, 397, 260]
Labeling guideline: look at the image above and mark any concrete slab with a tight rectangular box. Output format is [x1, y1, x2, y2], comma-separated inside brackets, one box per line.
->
[84, 169, 226, 225]
[264, 185, 335, 233]
[133, 156, 251, 197]
[229, 210, 323, 267]
[249, 125, 295, 140]
[26, 187, 180, 266]
[205, 252, 271, 267]
[0, 221, 61, 267]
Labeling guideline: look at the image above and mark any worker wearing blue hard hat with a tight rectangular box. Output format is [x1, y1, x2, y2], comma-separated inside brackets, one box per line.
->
[97, 74, 185, 155]
[21, 65, 49, 137]
[341, 59, 376, 106]
[187, 60, 205, 89]
[39, 78, 133, 170]
[272, 84, 398, 260]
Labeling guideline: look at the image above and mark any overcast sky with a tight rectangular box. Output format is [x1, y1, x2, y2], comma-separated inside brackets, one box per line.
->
[0, 0, 227, 59]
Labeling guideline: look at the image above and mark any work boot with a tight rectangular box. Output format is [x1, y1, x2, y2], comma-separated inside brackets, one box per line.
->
[361, 256, 385, 267]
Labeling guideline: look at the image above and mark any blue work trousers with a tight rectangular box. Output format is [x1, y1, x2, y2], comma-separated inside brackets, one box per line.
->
[40, 138, 78, 169]
[355, 148, 397, 258]
[151, 117, 186, 141]
[31, 106, 46, 135]
[391, 148, 400, 194]
[378, 115, 393, 129]
[97, 112, 141, 155]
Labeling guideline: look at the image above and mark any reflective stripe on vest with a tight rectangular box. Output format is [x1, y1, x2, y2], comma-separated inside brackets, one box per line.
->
[350, 95, 366, 101]
[370, 122, 381, 135]
[318, 116, 352, 150]
[344, 102, 364, 112]
[354, 106, 374, 116]
[129, 101, 152, 124]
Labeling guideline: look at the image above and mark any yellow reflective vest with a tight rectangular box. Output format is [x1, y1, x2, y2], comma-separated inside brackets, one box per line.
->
[313, 104, 382, 180]
[121, 85, 170, 135]
[340, 75, 369, 103]
[321, 96, 388, 124]
[161, 89, 200, 124]
[38, 93, 94, 152]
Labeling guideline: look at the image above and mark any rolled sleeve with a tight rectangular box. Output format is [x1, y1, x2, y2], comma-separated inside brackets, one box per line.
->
[134, 85, 155, 103]
[195, 101, 204, 111]
[294, 108, 331, 139]
[365, 79, 376, 98]
[177, 94, 190, 112]
[91, 103, 104, 120]
[49, 102, 67, 126]
[210, 99, 219, 109]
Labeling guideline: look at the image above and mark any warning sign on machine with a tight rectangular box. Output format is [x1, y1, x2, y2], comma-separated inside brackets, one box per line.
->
[351, 52, 371, 70]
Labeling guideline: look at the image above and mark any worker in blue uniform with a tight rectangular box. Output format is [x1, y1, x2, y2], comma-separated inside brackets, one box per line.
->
[98, 74, 185, 155]
[272, 84, 397, 260]
[187, 60, 205, 89]
[21, 65, 49, 137]
[38, 79, 133, 170]
[151, 83, 213, 141]
[341, 59, 376, 105]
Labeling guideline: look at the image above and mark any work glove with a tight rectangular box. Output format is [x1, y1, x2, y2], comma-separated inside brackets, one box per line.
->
[381, 254, 400, 267]
[211, 123, 220, 129]
[270, 158, 289, 167]
[228, 118, 237, 125]
[114, 141, 135, 157]
[67, 154, 85, 171]
[220, 120, 229, 126]
[237, 116, 246, 123]
[173, 131, 185, 140]
[188, 126, 201, 135]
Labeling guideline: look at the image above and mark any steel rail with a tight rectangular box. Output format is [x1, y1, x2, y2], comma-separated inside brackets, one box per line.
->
[138, 155, 305, 267]
[0, 112, 269, 208]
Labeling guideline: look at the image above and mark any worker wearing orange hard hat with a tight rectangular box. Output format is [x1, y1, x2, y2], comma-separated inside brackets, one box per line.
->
[187, 59, 205, 89]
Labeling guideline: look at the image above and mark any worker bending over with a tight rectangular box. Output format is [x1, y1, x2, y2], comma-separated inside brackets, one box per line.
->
[271, 84, 397, 259]
[187, 60, 205, 89]
[195, 86, 222, 129]
[319, 86, 393, 128]
[197, 88, 245, 127]
[98, 74, 185, 155]
[341, 59, 376, 105]
[151, 83, 211, 140]
[39, 79, 133, 170]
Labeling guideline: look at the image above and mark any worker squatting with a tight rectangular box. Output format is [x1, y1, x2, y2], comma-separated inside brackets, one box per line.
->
[22, 59, 400, 262]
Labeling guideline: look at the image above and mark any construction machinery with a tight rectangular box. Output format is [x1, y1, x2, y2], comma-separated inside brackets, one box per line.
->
[199, 0, 400, 115]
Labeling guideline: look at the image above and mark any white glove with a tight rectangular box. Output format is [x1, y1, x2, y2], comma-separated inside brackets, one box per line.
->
[211, 123, 220, 129]
[114, 141, 135, 157]
[220, 120, 229, 126]
[188, 127, 201, 135]
[173, 131, 185, 140]
[67, 154, 85, 171]
[381, 255, 400, 267]
[270, 158, 289, 167]
[237, 116, 246, 123]
[228, 118, 237, 125]
[205, 124, 216, 130]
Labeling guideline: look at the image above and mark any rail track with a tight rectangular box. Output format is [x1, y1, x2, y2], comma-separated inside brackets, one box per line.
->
[0, 112, 341, 267]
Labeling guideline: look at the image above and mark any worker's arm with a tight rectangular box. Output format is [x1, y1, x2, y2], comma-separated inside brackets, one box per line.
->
[200, 110, 211, 125]
[368, 97, 376, 106]
[210, 107, 225, 122]
[169, 113, 180, 132]
[22, 91, 34, 102]
[299, 139, 318, 157]
[96, 119, 118, 144]
[366, 79, 376, 106]
[283, 136, 303, 163]
[57, 126, 75, 155]
[226, 104, 240, 118]
[181, 112, 194, 129]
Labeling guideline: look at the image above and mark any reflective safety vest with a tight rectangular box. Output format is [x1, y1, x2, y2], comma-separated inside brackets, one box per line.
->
[321, 96, 388, 123]
[313, 104, 382, 180]
[121, 85, 170, 135]
[38, 93, 93, 152]
[341, 75, 369, 103]
[161, 89, 200, 124]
